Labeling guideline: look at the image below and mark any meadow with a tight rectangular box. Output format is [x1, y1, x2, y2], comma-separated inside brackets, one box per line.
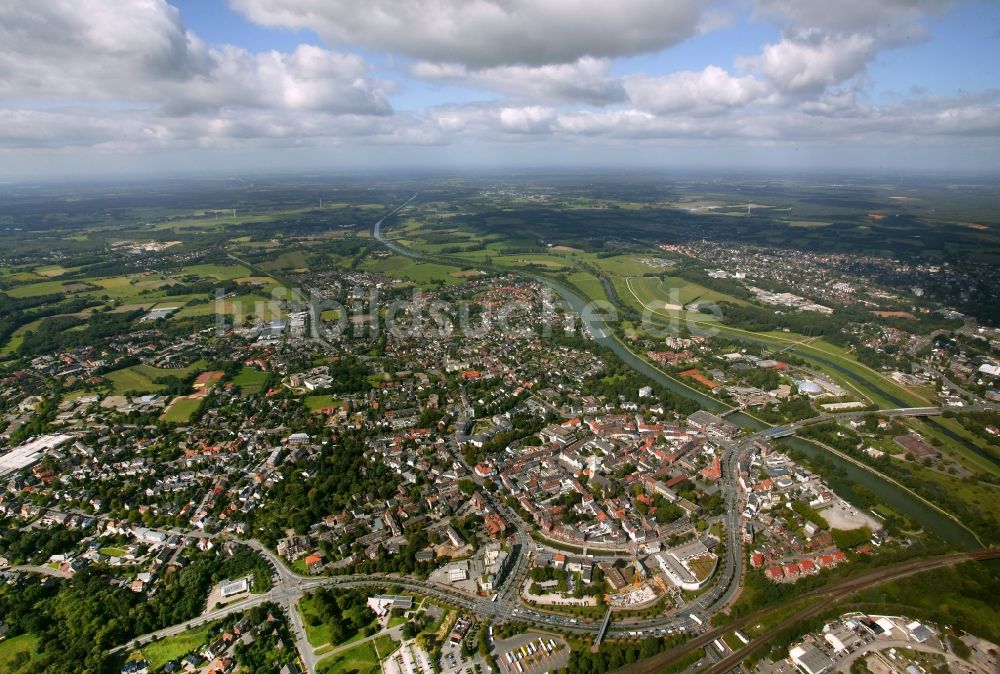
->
[0, 634, 41, 672]
[160, 396, 204, 423]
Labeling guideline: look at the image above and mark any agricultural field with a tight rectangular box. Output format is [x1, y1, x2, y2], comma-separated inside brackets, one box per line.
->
[625, 275, 746, 310]
[362, 254, 465, 287]
[172, 293, 277, 320]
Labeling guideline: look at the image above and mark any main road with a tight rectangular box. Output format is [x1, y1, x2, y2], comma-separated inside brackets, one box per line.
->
[92, 196, 996, 672]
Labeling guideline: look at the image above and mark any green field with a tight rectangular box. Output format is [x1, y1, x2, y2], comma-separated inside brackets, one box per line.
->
[98, 546, 129, 557]
[298, 595, 333, 647]
[104, 360, 208, 394]
[135, 625, 210, 670]
[911, 417, 1000, 477]
[4, 279, 78, 298]
[0, 634, 41, 672]
[563, 271, 609, 304]
[304, 395, 340, 412]
[363, 254, 464, 287]
[625, 275, 746, 310]
[35, 265, 67, 277]
[160, 396, 203, 423]
[232, 366, 269, 395]
[258, 251, 309, 271]
[172, 293, 276, 319]
[316, 636, 399, 674]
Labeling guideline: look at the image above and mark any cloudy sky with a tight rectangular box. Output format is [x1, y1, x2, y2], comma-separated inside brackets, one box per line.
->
[1, 0, 999, 179]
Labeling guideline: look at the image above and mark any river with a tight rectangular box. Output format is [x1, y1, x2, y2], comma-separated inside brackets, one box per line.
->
[374, 200, 981, 550]
[552, 279, 981, 550]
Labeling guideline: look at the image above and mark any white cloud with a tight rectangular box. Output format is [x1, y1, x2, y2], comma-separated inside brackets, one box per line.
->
[0, 0, 996, 175]
[164, 44, 393, 115]
[498, 106, 558, 134]
[753, 0, 951, 39]
[739, 0, 952, 96]
[0, 1, 391, 115]
[739, 33, 876, 94]
[626, 66, 771, 114]
[230, 0, 706, 67]
[410, 58, 625, 106]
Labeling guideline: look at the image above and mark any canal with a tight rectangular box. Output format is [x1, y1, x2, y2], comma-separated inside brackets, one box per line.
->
[546, 279, 981, 551]
[375, 203, 981, 550]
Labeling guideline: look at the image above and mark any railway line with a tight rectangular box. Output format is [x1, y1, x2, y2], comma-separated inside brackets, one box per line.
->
[612, 548, 1000, 674]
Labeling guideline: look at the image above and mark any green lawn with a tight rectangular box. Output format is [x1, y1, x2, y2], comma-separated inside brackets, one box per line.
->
[563, 271, 609, 304]
[232, 366, 269, 395]
[304, 395, 340, 412]
[370, 635, 400, 659]
[98, 546, 129, 557]
[172, 293, 276, 319]
[34, 265, 67, 277]
[136, 625, 210, 670]
[316, 639, 392, 674]
[297, 595, 333, 647]
[160, 396, 203, 423]
[177, 262, 252, 280]
[258, 251, 309, 271]
[0, 634, 41, 672]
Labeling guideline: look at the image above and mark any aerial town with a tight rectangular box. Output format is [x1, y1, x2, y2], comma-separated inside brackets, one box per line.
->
[0, 172, 997, 674]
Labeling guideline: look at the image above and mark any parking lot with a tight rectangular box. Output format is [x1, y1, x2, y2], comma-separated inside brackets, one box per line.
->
[494, 633, 569, 674]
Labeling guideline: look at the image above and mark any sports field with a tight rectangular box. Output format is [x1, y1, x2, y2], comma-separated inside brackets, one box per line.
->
[160, 396, 203, 423]
[232, 366, 269, 395]
[104, 360, 208, 394]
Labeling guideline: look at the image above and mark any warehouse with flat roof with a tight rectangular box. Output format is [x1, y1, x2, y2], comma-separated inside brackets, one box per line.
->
[0, 434, 72, 477]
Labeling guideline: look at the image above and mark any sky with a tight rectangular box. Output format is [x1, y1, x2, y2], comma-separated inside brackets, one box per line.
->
[1, 0, 999, 179]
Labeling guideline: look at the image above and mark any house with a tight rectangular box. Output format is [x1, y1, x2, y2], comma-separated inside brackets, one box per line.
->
[304, 553, 323, 573]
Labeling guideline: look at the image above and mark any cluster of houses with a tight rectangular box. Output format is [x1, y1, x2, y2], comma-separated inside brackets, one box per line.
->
[738, 447, 880, 584]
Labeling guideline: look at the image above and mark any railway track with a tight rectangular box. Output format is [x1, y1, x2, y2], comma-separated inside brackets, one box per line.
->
[613, 549, 1000, 674]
